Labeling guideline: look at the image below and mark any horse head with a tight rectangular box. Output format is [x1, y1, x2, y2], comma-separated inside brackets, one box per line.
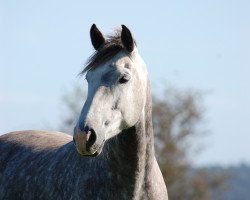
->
[73, 24, 148, 156]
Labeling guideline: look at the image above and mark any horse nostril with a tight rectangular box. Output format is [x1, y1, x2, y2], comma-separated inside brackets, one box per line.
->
[104, 121, 110, 126]
[73, 137, 76, 145]
[86, 129, 97, 149]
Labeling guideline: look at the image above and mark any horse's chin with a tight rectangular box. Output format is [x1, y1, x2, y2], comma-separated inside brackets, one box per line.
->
[82, 152, 99, 157]
[77, 140, 105, 157]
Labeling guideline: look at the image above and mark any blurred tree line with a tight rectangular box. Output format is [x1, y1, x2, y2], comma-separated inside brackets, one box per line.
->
[60, 85, 228, 200]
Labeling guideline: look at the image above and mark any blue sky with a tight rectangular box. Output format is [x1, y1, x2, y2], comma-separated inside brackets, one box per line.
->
[0, 1, 250, 166]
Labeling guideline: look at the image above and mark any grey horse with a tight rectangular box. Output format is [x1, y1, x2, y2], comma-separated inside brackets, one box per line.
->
[0, 24, 168, 200]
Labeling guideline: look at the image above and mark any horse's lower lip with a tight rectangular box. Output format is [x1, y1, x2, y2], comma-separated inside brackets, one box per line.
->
[83, 151, 99, 157]
[80, 139, 105, 157]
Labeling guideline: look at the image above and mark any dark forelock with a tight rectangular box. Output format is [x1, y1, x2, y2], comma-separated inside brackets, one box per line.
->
[81, 28, 136, 74]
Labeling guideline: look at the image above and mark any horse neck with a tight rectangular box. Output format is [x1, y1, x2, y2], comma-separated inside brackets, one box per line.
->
[108, 79, 155, 198]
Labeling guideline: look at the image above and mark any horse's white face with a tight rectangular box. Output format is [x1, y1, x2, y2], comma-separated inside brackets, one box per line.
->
[73, 25, 148, 156]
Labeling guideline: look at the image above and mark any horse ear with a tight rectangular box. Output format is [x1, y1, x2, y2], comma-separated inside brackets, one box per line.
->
[121, 25, 134, 53]
[90, 24, 105, 50]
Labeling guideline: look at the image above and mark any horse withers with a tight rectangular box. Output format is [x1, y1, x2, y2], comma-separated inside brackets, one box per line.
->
[0, 24, 168, 200]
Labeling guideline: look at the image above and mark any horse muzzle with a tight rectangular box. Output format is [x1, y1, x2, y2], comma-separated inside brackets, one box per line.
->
[73, 126, 104, 156]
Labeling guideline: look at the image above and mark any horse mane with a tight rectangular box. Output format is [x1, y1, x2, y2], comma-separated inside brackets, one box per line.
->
[81, 28, 136, 74]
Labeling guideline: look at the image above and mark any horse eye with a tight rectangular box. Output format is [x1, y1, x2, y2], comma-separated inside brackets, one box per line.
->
[119, 75, 130, 84]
